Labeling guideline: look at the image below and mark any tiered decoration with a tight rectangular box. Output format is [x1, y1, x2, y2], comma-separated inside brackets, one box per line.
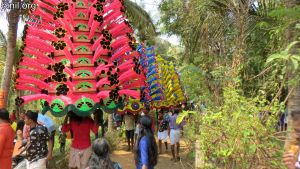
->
[139, 45, 165, 102]
[15, 0, 145, 117]
[117, 44, 186, 114]
[153, 55, 186, 108]
[138, 44, 186, 109]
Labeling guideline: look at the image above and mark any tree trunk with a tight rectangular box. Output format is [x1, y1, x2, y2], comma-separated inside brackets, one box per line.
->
[285, 80, 300, 150]
[0, 0, 20, 108]
[195, 139, 205, 168]
[108, 113, 114, 132]
[227, 2, 249, 88]
[284, 0, 300, 151]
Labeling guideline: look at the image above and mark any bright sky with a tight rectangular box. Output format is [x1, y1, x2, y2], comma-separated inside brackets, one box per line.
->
[134, 0, 180, 45]
[0, 0, 180, 45]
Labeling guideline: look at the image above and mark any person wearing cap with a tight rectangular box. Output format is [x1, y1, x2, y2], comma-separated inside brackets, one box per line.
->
[21, 110, 51, 169]
[0, 108, 15, 169]
[134, 115, 158, 169]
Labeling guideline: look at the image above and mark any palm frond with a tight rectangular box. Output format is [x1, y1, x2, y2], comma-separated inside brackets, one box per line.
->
[124, 0, 157, 41]
[13, 39, 22, 65]
[0, 29, 7, 48]
[0, 29, 7, 61]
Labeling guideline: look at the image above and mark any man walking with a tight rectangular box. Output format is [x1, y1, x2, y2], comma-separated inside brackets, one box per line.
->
[157, 110, 169, 154]
[124, 112, 135, 151]
[22, 110, 51, 169]
[169, 109, 184, 162]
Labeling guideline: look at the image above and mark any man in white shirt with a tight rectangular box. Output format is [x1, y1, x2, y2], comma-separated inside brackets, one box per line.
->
[124, 112, 135, 151]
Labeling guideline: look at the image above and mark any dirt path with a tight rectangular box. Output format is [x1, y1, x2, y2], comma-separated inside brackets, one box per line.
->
[111, 140, 191, 169]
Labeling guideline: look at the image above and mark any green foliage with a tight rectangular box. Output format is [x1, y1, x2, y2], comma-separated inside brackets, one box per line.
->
[179, 64, 211, 105]
[105, 131, 123, 151]
[124, 0, 157, 42]
[158, 2, 300, 168]
[158, 0, 298, 98]
[0, 30, 6, 76]
[48, 134, 71, 169]
[176, 110, 196, 124]
[269, 6, 300, 19]
[265, 39, 300, 96]
[266, 41, 300, 71]
[184, 88, 285, 169]
[0, 30, 6, 49]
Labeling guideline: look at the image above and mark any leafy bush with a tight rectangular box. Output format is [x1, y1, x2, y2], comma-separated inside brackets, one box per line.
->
[48, 134, 71, 169]
[184, 88, 286, 169]
[105, 130, 123, 151]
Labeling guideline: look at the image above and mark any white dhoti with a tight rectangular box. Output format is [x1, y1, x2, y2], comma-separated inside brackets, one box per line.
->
[26, 157, 47, 169]
[158, 130, 168, 142]
[170, 129, 181, 145]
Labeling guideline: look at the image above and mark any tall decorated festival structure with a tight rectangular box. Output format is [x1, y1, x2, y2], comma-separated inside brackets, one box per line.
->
[15, 0, 146, 116]
[15, 0, 186, 117]
[117, 44, 186, 115]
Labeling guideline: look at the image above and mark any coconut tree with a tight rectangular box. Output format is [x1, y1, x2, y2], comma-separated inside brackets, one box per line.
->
[0, 0, 20, 108]
[0, 29, 6, 62]
[124, 0, 157, 42]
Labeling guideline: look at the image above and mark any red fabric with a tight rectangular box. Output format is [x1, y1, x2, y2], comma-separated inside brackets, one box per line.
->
[9, 113, 16, 121]
[0, 123, 15, 169]
[62, 118, 98, 150]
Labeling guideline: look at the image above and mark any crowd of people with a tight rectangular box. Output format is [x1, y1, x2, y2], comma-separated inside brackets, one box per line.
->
[3, 106, 300, 169]
[123, 107, 185, 169]
[114, 107, 186, 168]
[0, 106, 185, 169]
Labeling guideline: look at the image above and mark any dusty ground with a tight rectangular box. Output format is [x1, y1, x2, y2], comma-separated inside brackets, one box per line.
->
[111, 140, 193, 169]
[48, 137, 193, 169]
